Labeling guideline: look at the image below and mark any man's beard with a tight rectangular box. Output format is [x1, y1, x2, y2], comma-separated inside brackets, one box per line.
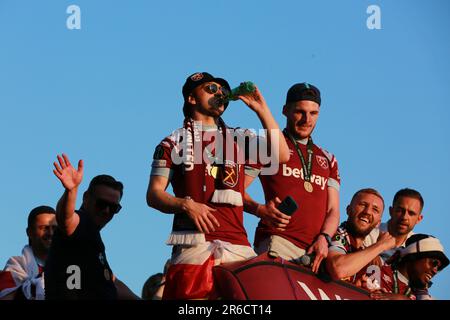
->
[347, 219, 373, 238]
[208, 95, 227, 109]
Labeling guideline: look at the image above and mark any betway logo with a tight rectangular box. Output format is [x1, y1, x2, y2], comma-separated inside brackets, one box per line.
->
[282, 164, 327, 190]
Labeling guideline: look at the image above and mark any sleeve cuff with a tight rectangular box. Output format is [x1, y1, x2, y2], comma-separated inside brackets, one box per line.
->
[150, 167, 173, 179]
[245, 166, 261, 178]
[327, 178, 340, 191]
[328, 245, 346, 254]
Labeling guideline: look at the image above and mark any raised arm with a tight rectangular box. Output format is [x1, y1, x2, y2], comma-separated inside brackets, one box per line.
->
[52, 154, 83, 236]
[326, 232, 396, 280]
[239, 86, 290, 164]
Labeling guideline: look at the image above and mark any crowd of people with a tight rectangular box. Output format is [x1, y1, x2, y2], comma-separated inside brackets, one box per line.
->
[0, 71, 448, 300]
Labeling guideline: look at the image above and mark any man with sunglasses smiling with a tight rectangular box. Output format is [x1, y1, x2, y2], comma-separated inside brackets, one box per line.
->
[147, 71, 289, 299]
[45, 154, 139, 300]
[361, 234, 449, 300]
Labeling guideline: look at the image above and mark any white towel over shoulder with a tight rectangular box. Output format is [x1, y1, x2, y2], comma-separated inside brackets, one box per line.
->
[0, 245, 45, 300]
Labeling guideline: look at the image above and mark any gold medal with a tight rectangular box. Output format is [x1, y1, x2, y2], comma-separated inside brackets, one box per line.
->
[304, 181, 313, 193]
[210, 165, 218, 179]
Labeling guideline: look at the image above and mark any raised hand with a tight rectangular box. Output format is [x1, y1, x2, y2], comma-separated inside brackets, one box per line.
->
[182, 198, 220, 234]
[238, 86, 269, 115]
[53, 153, 84, 190]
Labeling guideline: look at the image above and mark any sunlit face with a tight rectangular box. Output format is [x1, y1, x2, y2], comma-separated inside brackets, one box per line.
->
[188, 82, 228, 118]
[283, 100, 320, 140]
[83, 185, 122, 229]
[389, 196, 423, 236]
[408, 257, 441, 289]
[347, 192, 384, 238]
[27, 213, 57, 253]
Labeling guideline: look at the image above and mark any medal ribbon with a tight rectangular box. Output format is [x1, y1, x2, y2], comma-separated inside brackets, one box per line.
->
[284, 129, 313, 182]
[393, 269, 412, 297]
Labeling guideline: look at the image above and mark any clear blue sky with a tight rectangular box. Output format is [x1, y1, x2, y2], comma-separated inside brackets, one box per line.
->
[1, 0, 449, 299]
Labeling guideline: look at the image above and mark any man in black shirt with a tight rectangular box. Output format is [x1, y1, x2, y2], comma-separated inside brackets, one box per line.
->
[45, 153, 138, 300]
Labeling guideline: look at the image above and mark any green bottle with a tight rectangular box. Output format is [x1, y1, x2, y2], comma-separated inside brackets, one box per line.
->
[227, 81, 256, 101]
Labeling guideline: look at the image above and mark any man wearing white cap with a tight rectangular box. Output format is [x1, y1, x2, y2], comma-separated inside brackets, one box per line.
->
[363, 234, 449, 300]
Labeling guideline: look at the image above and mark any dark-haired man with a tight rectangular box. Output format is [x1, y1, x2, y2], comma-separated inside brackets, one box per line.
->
[0, 206, 56, 300]
[244, 82, 340, 274]
[379, 188, 424, 262]
[45, 154, 138, 300]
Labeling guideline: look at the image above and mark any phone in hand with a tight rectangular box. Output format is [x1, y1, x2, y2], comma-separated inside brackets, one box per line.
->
[276, 196, 298, 216]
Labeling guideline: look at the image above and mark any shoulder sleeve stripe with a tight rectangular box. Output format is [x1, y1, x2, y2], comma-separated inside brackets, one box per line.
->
[329, 246, 347, 254]
[150, 167, 173, 180]
[327, 178, 340, 191]
[245, 166, 261, 178]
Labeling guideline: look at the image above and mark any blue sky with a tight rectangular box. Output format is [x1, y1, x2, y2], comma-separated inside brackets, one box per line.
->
[1, 0, 449, 299]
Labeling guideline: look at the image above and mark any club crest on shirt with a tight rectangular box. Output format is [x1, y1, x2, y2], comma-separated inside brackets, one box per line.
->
[316, 155, 329, 169]
[191, 73, 204, 81]
[221, 160, 239, 188]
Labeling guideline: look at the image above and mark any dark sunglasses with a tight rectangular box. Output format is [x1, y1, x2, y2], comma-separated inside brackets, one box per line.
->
[95, 198, 122, 214]
[430, 258, 441, 269]
[203, 83, 230, 97]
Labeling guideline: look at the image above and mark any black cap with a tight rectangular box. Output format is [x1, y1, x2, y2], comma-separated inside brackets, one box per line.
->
[182, 72, 231, 117]
[285, 82, 321, 106]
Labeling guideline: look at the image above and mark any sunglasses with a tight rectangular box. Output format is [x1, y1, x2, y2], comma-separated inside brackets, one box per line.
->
[430, 258, 441, 269]
[203, 83, 230, 97]
[95, 198, 122, 214]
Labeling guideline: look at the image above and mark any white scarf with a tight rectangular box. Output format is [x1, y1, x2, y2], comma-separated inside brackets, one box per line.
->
[0, 245, 45, 300]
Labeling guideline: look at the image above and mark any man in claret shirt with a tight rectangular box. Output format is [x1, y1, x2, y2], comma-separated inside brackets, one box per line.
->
[244, 82, 340, 273]
[146, 72, 289, 299]
[325, 188, 399, 283]
[0, 206, 56, 300]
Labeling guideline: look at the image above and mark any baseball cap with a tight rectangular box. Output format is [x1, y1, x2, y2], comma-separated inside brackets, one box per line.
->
[182, 72, 231, 117]
[285, 82, 321, 106]
[401, 234, 449, 271]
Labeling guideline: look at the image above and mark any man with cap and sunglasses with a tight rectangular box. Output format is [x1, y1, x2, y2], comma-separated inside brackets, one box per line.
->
[147, 72, 289, 299]
[0, 205, 56, 300]
[361, 234, 449, 300]
[244, 82, 340, 274]
[44, 154, 139, 300]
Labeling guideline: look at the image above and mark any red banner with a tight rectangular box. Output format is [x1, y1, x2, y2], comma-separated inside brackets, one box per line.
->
[212, 253, 370, 300]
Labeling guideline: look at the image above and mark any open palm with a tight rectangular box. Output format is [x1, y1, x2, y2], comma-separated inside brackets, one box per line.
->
[53, 153, 84, 190]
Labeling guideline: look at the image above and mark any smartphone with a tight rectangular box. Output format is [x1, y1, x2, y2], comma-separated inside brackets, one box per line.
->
[276, 196, 298, 216]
